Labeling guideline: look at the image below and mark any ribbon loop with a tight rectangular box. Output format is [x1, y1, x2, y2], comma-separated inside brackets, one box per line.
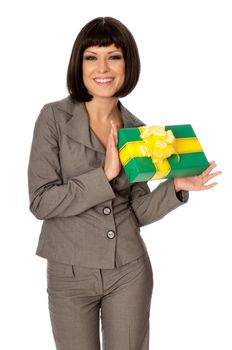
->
[139, 126, 178, 165]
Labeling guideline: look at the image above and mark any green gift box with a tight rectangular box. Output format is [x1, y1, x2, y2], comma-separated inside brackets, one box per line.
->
[118, 124, 210, 183]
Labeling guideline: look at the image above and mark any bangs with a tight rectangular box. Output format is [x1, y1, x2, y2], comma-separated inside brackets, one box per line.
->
[82, 22, 125, 51]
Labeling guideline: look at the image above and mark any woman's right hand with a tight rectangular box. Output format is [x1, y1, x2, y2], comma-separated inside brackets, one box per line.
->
[104, 120, 122, 181]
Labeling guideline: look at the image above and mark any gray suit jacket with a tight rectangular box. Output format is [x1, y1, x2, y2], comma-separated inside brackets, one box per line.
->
[28, 96, 188, 268]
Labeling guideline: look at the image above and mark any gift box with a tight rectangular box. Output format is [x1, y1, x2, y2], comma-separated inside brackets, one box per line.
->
[118, 124, 210, 183]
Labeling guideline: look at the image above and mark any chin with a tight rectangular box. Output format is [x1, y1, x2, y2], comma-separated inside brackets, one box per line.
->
[87, 84, 122, 99]
[93, 95, 115, 100]
[90, 91, 117, 99]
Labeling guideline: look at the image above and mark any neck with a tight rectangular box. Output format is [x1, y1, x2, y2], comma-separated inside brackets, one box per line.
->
[84, 97, 120, 122]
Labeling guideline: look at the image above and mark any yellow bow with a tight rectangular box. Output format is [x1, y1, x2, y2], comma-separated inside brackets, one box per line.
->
[139, 126, 179, 165]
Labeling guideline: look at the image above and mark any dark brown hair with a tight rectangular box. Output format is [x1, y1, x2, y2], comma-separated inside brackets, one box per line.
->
[67, 17, 140, 102]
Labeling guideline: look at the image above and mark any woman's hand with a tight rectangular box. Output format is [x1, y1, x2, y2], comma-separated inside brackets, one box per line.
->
[174, 161, 222, 192]
[104, 120, 121, 181]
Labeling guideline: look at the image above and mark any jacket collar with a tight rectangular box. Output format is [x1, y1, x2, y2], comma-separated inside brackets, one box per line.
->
[57, 96, 146, 154]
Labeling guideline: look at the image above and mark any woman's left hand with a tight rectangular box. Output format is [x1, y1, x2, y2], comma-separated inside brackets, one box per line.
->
[174, 161, 222, 192]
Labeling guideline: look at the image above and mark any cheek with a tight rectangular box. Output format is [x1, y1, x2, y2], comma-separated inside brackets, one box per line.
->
[120, 68, 126, 83]
[82, 63, 93, 79]
[82, 68, 94, 88]
[120, 63, 126, 80]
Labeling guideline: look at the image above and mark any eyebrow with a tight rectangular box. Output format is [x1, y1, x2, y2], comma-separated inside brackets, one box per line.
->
[84, 49, 122, 54]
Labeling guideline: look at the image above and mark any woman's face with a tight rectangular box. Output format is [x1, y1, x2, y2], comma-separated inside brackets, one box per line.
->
[82, 43, 125, 99]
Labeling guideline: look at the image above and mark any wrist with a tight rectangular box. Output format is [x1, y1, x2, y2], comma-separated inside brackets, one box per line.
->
[174, 178, 182, 192]
[104, 168, 113, 182]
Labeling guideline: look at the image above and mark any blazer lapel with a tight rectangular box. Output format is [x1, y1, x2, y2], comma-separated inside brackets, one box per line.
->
[58, 97, 146, 154]
[59, 99, 102, 152]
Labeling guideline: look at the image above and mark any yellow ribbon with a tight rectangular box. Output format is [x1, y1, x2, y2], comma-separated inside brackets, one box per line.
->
[139, 126, 178, 164]
[119, 126, 203, 180]
[138, 126, 178, 179]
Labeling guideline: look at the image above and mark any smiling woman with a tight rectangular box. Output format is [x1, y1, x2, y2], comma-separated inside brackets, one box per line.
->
[28, 16, 221, 350]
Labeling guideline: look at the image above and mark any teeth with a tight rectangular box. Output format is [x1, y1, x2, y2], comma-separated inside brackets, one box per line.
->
[94, 78, 113, 83]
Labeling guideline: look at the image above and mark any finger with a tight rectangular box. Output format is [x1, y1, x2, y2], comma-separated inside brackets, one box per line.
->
[207, 171, 222, 182]
[107, 128, 114, 148]
[109, 128, 118, 150]
[107, 126, 113, 140]
[111, 121, 118, 140]
[110, 120, 118, 130]
[201, 161, 217, 176]
[110, 128, 116, 145]
[111, 123, 118, 145]
[203, 170, 222, 183]
[114, 128, 118, 145]
[201, 182, 218, 190]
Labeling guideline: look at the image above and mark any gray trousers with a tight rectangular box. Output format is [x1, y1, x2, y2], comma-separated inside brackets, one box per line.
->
[47, 253, 153, 350]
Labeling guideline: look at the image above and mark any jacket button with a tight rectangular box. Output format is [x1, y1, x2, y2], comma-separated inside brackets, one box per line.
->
[107, 230, 115, 239]
[103, 207, 111, 215]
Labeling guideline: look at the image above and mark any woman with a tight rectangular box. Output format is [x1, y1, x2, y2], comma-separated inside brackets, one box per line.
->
[28, 17, 221, 350]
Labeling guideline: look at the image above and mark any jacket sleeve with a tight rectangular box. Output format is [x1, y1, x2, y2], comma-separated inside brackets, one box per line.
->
[129, 179, 189, 227]
[27, 104, 116, 220]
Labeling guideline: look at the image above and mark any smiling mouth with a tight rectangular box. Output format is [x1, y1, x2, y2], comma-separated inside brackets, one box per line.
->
[93, 78, 114, 86]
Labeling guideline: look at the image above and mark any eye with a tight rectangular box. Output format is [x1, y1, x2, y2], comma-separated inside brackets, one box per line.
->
[84, 55, 97, 61]
[109, 55, 123, 60]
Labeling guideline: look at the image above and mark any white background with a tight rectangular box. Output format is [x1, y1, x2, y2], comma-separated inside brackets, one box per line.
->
[1, 0, 231, 349]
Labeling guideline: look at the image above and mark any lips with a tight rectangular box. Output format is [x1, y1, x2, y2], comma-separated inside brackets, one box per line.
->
[93, 77, 114, 86]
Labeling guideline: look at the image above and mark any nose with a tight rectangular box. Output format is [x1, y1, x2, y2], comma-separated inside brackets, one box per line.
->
[98, 57, 110, 73]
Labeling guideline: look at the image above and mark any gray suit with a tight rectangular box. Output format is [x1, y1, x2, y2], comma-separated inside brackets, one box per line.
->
[28, 96, 188, 269]
[28, 96, 188, 349]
